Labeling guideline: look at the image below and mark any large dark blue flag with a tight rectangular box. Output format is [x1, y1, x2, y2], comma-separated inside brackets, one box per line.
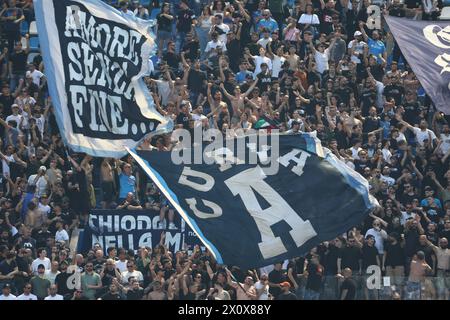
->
[128, 133, 378, 269]
[385, 16, 450, 115]
[34, 0, 172, 157]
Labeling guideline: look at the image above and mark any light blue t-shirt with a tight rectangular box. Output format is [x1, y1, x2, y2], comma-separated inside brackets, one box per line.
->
[368, 38, 386, 63]
[256, 18, 278, 34]
[119, 173, 136, 199]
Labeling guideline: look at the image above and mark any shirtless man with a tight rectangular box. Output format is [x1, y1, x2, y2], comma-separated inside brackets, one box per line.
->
[101, 158, 115, 209]
[407, 251, 432, 300]
[219, 78, 258, 126]
[146, 280, 167, 300]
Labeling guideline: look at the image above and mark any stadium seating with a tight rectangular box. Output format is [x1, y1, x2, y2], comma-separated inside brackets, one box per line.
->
[29, 21, 38, 36]
[20, 20, 29, 36]
[29, 36, 40, 51]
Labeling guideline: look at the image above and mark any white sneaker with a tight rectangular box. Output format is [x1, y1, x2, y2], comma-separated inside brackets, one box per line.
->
[168, 223, 176, 230]
[158, 220, 166, 229]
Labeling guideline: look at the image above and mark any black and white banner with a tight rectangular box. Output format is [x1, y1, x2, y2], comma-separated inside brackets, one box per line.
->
[128, 134, 379, 269]
[386, 16, 450, 115]
[80, 209, 186, 254]
[34, 0, 172, 157]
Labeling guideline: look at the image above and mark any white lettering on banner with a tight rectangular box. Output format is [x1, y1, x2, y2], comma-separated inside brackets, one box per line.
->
[121, 215, 136, 231]
[178, 167, 215, 192]
[138, 232, 153, 248]
[224, 166, 317, 259]
[66, 265, 81, 290]
[277, 149, 311, 177]
[63, 5, 145, 136]
[366, 265, 382, 290]
[366, 5, 381, 30]
[423, 25, 450, 89]
[165, 232, 181, 252]
[185, 198, 223, 219]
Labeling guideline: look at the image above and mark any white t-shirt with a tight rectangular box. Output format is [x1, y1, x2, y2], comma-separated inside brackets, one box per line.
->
[252, 55, 272, 77]
[115, 260, 128, 273]
[271, 55, 286, 78]
[401, 211, 416, 226]
[348, 40, 366, 64]
[44, 270, 60, 285]
[154, 80, 172, 106]
[5, 114, 22, 126]
[121, 270, 144, 284]
[29, 70, 44, 86]
[412, 127, 437, 146]
[17, 293, 38, 300]
[382, 148, 392, 164]
[44, 294, 64, 300]
[0, 294, 17, 300]
[314, 49, 329, 74]
[28, 174, 48, 197]
[254, 281, 270, 300]
[205, 39, 227, 55]
[257, 37, 272, 49]
[211, 23, 230, 44]
[31, 257, 51, 275]
[440, 133, 450, 154]
[298, 13, 320, 25]
[38, 203, 51, 217]
[1, 154, 14, 177]
[365, 228, 388, 254]
[55, 229, 69, 242]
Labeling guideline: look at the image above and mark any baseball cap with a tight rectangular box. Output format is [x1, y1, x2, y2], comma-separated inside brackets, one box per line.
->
[280, 282, 291, 288]
[3, 283, 11, 289]
[39, 165, 47, 172]
[12, 103, 19, 109]
[354, 31, 362, 37]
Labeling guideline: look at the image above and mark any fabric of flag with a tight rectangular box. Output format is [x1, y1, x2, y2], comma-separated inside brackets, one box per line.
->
[33, 0, 172, 157]
[127, 133, 378, 269]
[385, 15, 450, 115]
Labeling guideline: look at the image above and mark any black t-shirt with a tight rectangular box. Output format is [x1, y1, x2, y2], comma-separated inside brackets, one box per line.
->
[354, 159, 372, 175]
[177, 9, 195, 33]
[182, 40, 200, 61]
[306, 262, 324, 292]
[361, 244, 379, 270]
[187, 69, 206, 93]
[55, 272, 73, 296]
[339, 246, 362, 272]
[389, 5, 406, 17]
[257, 71, 272, 92]
[370, 64, 384, 82]
[0, 94, 15, 117]
[101, 292, 122, 300]
[277, 291, 297, 300]
[10, 50, 27, 74]
[405, 0, 422, 8]
[383, 84, 404, 106]
[162, 52, 180, 71]
[227, 39, 241, 71]
[384, 242, 405, 267]
[403, 101, 421, 125]
[335, 87, 353, 106]
[127, 288, 144, 300]
[340, 278, 357, 300]
[176, 112, 190, 129]
[268, 269, 284, 297]
[157, 13, 172, 32]
[363, 116, 380, 133]
[320, 8, 338, 34]
[0, 259, 16, 276]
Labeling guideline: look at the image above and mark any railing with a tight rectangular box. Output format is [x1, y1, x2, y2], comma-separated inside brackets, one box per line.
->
[297, 275, 450, 300]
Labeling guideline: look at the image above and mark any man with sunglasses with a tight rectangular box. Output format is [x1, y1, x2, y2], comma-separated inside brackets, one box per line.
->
[16, 283, 37, 300]
[80, 263, 102, 300]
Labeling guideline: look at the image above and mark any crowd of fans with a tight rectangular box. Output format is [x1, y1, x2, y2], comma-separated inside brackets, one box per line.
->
[0, 0, 449, 300]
